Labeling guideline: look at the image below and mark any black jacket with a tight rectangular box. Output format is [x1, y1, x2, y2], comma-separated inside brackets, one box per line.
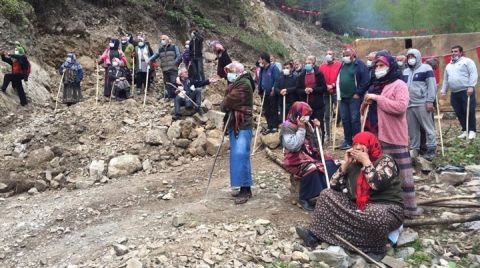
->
[275, 74, 299, 106]
[296, 66, 327, 109]
[217, 50, 232, 79]
[189, 31, 204, 59]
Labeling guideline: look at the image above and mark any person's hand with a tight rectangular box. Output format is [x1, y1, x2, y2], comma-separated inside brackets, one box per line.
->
[426, 102, 434, 112]
[350, 149, 372, 167]
[344, 149, 354, 166]
[353, 93, 360, 99]
[280, 89, 287, 96]
[297, 116, 306, 128]
[441, 93, 447, 100]
[327, 84, 333, 90]
[364, 93, 376, 103]
[312, 118, 321, 127]
[305, 87, 312, 94]
[467, 87, 474, 96]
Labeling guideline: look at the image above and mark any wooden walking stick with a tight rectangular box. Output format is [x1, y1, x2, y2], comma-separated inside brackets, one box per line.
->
[332, 100, 340, 151]
[333, 234, 385, 268]
[282, 95, 286, 123]
[251, 92, 266, 156]
[131, 56, 135, 97]
[315, 126, 330, 188]
[361, 104, 370, 132]
[95, 63, 100, 105]
[435, 97, 445, 156]
[143, 65, 150, 107]
[54, 72, 65, 114]
[204, 112, 232, 200]
[329, 94, 333, 141]
[466, 95, 471, 140]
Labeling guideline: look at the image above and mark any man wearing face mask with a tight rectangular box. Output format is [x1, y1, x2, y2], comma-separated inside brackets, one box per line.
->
[403, 49, 437, 160]
[441, 45, 478, 140]
[148, 35, 181, 99]
[275, 61, 298, 118]
[293, 59, 304, 77]
[134, 36, 153, 95]
[336, 47, 370, 150]
[98, 38, 127, 97]
[188, 27, 205, 82]
[296, 55, 328, 143]
[319, 50, 342, 141]
[1, 46, 30, 106]
[396, 55, 406, 72]
[258, 52, 281, 134]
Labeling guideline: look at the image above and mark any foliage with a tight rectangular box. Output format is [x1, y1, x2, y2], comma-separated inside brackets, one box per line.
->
[126, 0, 154, 7]
[408, 251, 432, 266]
[435, 126, 480, 166]
[0, 0, 32, 26]
[192, 15, 215, 29]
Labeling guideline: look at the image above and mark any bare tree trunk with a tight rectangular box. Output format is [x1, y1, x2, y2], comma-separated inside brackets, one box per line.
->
[404, 213, 480, 227]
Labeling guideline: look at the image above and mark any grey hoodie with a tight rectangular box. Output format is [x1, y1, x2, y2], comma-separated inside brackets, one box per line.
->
[441, 56, 478, 94]
[402, 49, 437, 107]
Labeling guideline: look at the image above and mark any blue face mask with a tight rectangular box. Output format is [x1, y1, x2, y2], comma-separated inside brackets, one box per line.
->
[305, 64, 313, 72]
[227, 72, 237, 82]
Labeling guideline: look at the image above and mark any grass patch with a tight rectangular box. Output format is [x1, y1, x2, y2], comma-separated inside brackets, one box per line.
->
[407, 251, 432, 266]
[126, 0, 155, 7]
[265, 261, 291, 268]
[192, 14, 215, 29]
[435, 127, 480, 166]
[0, 0, 32, 26]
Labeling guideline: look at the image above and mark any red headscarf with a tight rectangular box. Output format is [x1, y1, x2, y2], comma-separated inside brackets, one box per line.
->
[283, 101, 312, 127]
[352, 132, 382, 211]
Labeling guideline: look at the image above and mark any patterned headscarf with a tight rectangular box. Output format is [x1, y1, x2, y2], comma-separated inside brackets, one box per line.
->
[285, 101, 312, 126]
[352, 131, 383, 211]
[225, 61, 245, 75]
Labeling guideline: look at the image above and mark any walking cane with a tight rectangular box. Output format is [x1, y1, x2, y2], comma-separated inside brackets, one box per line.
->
[332, 100, 340, 151]
[165, 82, 200, 108]
[95, 63, 100, 106]
[282, 95, 286, 153]
[54, 72, 65, 114]
[466, 95, 471, 141]
[435, 98, 445, 156]
[361, 104, 370, 132]
[251, 92, 266, 156]
[329, 94, 333, 141]
[131, 57, 135, 97]
[143, 65, 150, 107]
[204, 112, 232, 200]
[315, 126, 330, 189]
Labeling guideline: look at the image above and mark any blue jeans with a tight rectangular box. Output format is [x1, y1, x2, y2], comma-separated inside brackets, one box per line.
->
[174, 91, 201, 115]
[229, 128, 253, 187]
[340, 97, 361, 145]
[451, 90, 476, 132]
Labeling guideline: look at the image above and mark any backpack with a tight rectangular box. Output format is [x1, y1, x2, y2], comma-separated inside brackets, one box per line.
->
[64, 67, 77, 84]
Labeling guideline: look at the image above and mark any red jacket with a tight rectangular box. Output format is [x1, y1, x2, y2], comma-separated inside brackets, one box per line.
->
[319, 61, 341, 88]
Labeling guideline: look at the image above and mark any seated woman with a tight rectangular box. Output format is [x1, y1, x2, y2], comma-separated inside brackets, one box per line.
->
[281, 101, 338, 211]
[295, 131, 404, 257]
[107, 58, 130, 100]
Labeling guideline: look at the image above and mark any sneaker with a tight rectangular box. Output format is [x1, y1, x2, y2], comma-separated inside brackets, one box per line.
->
[468, 131, 476, 140]
[457, 131, 467, 139]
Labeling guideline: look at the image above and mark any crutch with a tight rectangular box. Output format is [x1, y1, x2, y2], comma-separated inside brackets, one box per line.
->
[95, 63, 100, 105]
[466, 95, 471, 141]
[332, 100, 340, 151]
[165, 82, 200, 108]
[143, 65, 150, 107]
[204, 112, 232, 200]
[435, 98, 444, 156]
[361, 104, 370, 132]
[251, 92, 266, 156]
[315, 126, 330, 188]
[131, 57, 135, 97]
[54, 72, 65, 114]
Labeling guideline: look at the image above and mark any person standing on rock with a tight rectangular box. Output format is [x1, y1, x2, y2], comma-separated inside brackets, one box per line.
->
[147, 35, 181, 99]
[189, 27, 205, 82]
[221, 61, 255, 204]
[1, 46, 29, 106]
[296, 55, 327, 143]
[363, 53, 422, 218]
[319, 50, 342, 142]
[98, 38, 127, 97]
[258, 52, 281, 134]
[210, 41, 232, 82]
[134, 36, 153, 95]
[441, 45, 478, 140]
[336, 47, 370, 150]
[403, 48, 437, 161]
[281, 101, 338, 211]
[275, 61, 298, 117]
[59, 52, 84, 105]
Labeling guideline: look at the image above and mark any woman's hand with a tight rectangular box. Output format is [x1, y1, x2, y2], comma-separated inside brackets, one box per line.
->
[350, 149, 372, 167]
[297, 116, 306, 128]
[364, 93, 377, 103]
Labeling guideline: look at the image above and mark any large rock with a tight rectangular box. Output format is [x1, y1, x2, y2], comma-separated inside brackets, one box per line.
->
[125, 258, 143, 268]
[145, 127, 171, 146]
[189, 133, 207, 157]
[25, 147, 55, 167]
[414, 157, 434, 173]
[308, 246, 349, 268]
[465, 165, 480, 176]
[206, 110, 225, 130]
[381, 256, 408, 268]
[0, 182, 9, 193]
[291, 251, 309, 263]
[397, 228, 418, 247]
[180, 120, 194, 139]
[34, 180, 48, 192]
[167, 120, 182, 139]
[108, 155, 142, 178]
[174, 138, 191, 148]
[89, 160, 105, 180]
[437, 172, 467, 186]
[206, 137, 229, 156]
[260, 132, 280, 149]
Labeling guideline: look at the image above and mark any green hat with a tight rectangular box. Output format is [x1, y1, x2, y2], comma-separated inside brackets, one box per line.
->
[15, 46, 25, 55]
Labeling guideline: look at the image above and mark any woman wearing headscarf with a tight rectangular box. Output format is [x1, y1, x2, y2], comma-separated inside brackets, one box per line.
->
[221, 61, 255, 204]
[362, 53, 421, 218]
[210, 41, 232, 82]
[98, 38, 127, 97]
[296, 132, 404, 257]
[59, 52, 84, 105]
[281, 101, 338, 211]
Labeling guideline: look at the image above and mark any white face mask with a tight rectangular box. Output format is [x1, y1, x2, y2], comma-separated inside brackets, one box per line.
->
[303, 115, 310, 122]
[227, 72, 237, 82]
[14, 50, 20, 55]
[366, 60, 373, 67]
[283, 69, 291, 76]
[138, 42, 145, 47]
[185, 45, 189, 49]
[325, 55, 333, 62]
[109, 42, 114, 48]
[191, 32, 195, 38]
[407, 58, 416, 66]
[342, 56, 352, 64]
[375, 68, 389, 79]
[160, 40, 167, 46]
[112, 62, 119, 67]
[259, 63, 264, 68]
[397, 61, 404, 67]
